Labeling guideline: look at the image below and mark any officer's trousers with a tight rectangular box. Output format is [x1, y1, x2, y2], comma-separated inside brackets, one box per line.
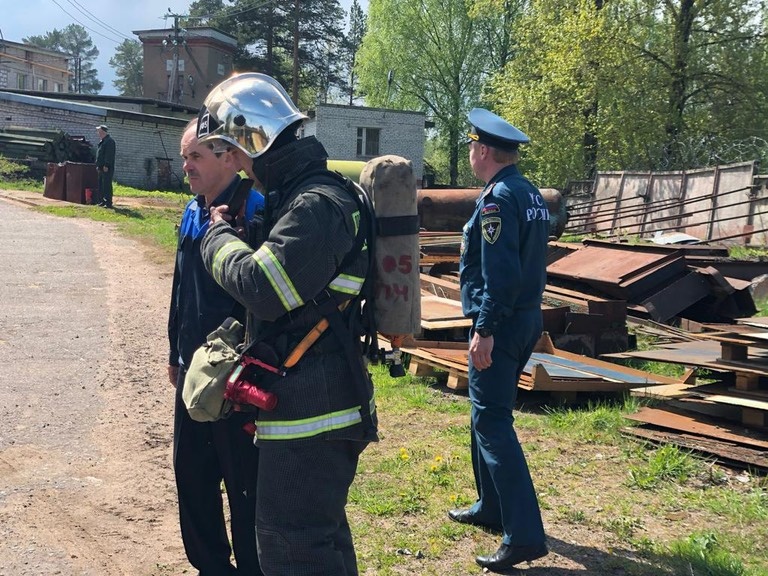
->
[97, 169, 113, 206]
[467, 309, 546, 547]
[173, 367, 262, 575]
[255, 439, 366, 576]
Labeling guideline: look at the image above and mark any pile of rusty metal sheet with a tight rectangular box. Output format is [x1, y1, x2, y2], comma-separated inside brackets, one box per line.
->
[546, 239, 757, 323]
[420, 273, 631, 356]
[606, 320, 768, 432]
[622, 406, 768, 472]
[403, 332, 682, 402]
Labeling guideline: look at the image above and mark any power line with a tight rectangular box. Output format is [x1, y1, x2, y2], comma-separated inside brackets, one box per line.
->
[63, 0, 133, 42]
[183, 0, 282, 23]
[49, 0, 125, 45]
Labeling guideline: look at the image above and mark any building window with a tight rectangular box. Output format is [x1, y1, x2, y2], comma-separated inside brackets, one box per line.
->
[37, 78, 48, 91]
[17, 73, 27, 89]
[356, 127, 380, 157]
[53, 82, 63, 92]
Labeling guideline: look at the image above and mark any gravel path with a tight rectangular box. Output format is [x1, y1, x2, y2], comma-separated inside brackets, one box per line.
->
[0, 195, 186, 576]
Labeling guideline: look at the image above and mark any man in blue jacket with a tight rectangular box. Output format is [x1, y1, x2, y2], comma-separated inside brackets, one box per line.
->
[167, 120, 264, 575]
[448, 108, 549, 572]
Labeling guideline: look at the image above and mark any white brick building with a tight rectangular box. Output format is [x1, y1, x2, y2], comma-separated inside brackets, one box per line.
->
[302, 104, 426, 182]
[0, 91, 191, 189]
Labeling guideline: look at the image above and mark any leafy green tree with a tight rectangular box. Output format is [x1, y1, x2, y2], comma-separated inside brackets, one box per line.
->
[110, 40, 143, 97]
[624, 0, 768, 168]
[488, 0, 768, 186]
[24, 24, 103, 94]
[356, 0, 487, 185]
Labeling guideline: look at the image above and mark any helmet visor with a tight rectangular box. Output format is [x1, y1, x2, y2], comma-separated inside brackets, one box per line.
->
[197, 73, 307, 158]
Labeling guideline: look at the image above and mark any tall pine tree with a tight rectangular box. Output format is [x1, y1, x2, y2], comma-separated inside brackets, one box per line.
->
[24, 24, 103, 94]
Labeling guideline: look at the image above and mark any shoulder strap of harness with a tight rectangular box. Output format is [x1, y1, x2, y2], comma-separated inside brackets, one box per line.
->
[284, 168, 378, 436]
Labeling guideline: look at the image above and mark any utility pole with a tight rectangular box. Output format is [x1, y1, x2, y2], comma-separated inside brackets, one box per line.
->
[164, 12, 184, 104]
[75, 56, 82, 94]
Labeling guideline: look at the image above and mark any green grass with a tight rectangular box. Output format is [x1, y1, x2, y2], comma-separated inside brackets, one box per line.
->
[36, 203, 183, 258]
[729, 245, 768, 260]
[351, 367, 768, 574]
[5, 172, 767, 575]
[755, 298, 768, 317]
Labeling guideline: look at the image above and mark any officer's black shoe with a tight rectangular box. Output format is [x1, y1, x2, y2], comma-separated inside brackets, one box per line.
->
[447, 509, 502, 532]
[475, 543, 548, 573]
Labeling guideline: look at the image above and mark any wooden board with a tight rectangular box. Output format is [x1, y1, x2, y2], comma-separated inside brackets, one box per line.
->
[403, 335, 684, 395]
[419, 294, 471, 330]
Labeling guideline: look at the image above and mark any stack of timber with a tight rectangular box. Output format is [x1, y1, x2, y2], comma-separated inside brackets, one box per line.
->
[403, 332, 684, 401]
[0, 126, 94, 164]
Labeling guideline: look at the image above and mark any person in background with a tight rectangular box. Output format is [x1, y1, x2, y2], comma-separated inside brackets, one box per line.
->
[448, 107, 549, 573]
[197, 72, 377, 576]
[167, 120, 264, 576]
[95, 124, 116, 208]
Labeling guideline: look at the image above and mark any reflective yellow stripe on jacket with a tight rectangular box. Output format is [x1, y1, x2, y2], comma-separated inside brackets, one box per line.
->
[211, 238, 251, 285]
[255, 398, 376, 440]
[329, 273, 364, 296]
[252, 245, 304, 311]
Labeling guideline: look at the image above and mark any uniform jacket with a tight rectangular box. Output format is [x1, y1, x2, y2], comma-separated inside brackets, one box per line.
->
[200, 136, 377, 444]
[168, 175, 264, 368]
[460, 164, 549, 334]
[96, 134, 116, 172]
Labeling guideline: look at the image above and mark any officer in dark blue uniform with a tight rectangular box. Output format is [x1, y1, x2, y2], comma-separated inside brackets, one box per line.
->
[448, 108, 549, 572]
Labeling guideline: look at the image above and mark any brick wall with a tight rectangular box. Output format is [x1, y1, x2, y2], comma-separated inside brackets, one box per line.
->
[309, 104, 425, 182]
[0, 94, 190, 189]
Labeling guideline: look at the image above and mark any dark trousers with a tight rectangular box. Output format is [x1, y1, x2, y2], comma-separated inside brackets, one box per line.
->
[467, 310, 546, 547]
[174, 367, 262, 575]
[255, 439, 366, 576]
[97, 169, 113, 206]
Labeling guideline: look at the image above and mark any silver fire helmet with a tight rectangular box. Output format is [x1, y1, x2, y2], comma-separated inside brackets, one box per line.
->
[197, 72, 308, 158]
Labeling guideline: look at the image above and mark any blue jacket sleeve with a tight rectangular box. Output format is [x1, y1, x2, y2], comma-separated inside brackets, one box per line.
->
[476, 187, 521, 331]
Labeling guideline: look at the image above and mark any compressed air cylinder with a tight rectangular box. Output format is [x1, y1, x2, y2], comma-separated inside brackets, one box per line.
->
[359, 155, 422, 337]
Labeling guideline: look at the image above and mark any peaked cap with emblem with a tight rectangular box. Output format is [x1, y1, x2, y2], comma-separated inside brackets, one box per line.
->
[466, 108, 529, 151]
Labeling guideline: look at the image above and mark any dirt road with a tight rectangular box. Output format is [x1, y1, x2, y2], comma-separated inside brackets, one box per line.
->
[0, 196, 187, 575]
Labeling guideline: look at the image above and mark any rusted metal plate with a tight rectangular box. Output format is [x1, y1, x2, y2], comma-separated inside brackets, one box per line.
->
[626, 406, 768, 449]
[546, 243, 687, 300]
[641, 271, 711, 322]
[622, 426, 768, 471]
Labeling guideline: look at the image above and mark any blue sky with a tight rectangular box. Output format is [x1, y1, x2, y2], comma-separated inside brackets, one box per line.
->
[3, 0, 365, 96]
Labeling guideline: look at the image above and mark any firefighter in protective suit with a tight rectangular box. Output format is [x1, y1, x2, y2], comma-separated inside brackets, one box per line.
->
[197, 72, 378, 576]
